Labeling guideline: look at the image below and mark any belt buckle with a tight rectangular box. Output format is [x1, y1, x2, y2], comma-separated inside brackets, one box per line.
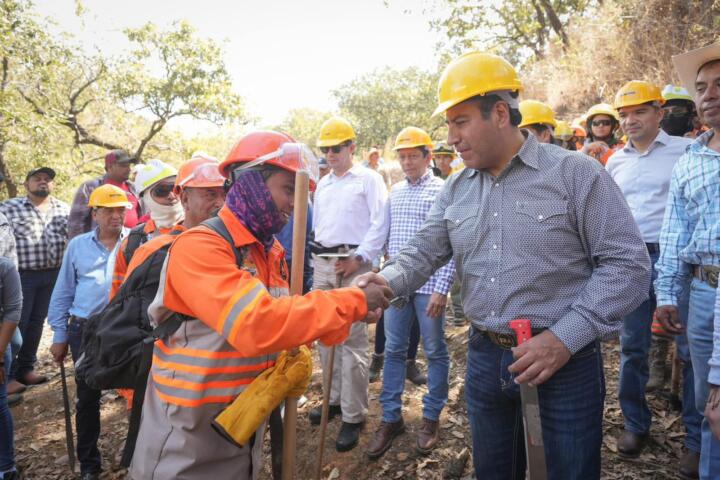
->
[490, 331, 516, 349]
[707, 269, 719, 289]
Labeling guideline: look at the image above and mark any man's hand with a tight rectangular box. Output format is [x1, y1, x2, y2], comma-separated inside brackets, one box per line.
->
[426, 292, 447, 318]
[507, 330, 572, 387]
[353, 271, 389, 289]
[654, 305, 682, 334]
[360, 282, 393, 311]
[50, 342, 69, 364]
[584, 141, 609, 160]
[706, 386, 720, 440]
[335, 256, 362, 277]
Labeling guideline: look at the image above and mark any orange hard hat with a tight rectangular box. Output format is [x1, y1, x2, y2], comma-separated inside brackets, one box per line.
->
[220, 130, 319, 190]
[174, 154, 225, 194]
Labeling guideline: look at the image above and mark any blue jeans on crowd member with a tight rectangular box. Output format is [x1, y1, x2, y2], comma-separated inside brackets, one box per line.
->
[466, 330, 605, 480]
[374, 312, 421, 360]
[619, 253, 701, 452]
[380, 293, 449, 423]
[0, 348, 16, 475]
[68, 317, 102, 475]
[685, 278, 720, 479]
[10, 268, 59, 381]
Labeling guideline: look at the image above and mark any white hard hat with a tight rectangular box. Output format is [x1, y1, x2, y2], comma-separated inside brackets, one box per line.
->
[133, 159, 178, 195]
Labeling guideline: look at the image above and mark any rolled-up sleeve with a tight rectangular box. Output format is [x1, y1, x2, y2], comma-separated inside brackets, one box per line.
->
[381, 182, 453, 298]
[549, 167, 651, 353]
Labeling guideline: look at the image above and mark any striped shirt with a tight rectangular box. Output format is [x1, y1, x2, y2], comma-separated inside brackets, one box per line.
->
[0, 196, 69, 270]
[655, 129, 720, 306]
[380, 133, 650, 354]
[387, 170, 454, 295]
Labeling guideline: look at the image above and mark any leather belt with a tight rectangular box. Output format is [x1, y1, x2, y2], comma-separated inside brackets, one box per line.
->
[693, 265, 720, 289]
[472, 326, 547, 350]
[311, 243, 359, 255]
[645, 243, 660, 255]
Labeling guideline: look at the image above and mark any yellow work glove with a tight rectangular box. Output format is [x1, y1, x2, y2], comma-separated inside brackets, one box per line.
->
[211, 346, 312, 447]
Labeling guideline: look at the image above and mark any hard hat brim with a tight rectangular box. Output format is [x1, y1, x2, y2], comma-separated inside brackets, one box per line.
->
[91, 201, 133, 209]
[316, 135, 355, 148]
[432, 85, 523, 118]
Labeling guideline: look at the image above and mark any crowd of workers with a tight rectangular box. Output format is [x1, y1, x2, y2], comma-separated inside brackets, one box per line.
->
[0, 40, 719, 480]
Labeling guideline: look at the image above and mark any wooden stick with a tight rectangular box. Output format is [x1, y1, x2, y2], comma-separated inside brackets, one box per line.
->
[282, 170, 310, 480]
[314, 344, 337, 480]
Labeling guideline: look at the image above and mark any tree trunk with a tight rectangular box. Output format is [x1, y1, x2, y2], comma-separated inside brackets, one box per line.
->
[0, 143, 18, 199]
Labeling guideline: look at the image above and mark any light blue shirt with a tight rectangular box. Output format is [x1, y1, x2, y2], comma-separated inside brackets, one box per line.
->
[47, 227, 127, 343]
[655, 129, 720, 306]
[606, 130, 693, 243]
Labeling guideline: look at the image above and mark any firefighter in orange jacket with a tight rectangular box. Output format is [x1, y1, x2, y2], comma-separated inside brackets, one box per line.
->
[129, 131, 390, 480]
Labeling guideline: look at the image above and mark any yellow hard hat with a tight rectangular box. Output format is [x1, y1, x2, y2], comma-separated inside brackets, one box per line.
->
[518, 100, 557, 128]
[586, 103, 619, 122]
[554, 120, 573, 140]
[393, 126, 433, 151]
[316, 116, 356, 147]
[614, 80, 665, 109]
[433, 51, 523, 117]
[88, 184, 132, 209]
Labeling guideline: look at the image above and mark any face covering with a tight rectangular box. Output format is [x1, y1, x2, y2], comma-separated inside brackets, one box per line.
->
[225, 169, 285, 252]
[142, 191, 184, 228]
[661, 115, 693, 136]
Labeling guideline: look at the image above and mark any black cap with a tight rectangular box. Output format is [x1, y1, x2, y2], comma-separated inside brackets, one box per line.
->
[105, 149, 137, 167]
[26, 167, 56, 181]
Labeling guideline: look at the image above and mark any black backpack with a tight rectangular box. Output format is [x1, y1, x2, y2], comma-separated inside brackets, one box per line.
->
[74, 216, 244, 466]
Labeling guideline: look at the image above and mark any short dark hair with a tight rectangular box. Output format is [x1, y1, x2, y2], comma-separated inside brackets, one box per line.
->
[526, 124, 550, 135]
[468, 92, 522, 126]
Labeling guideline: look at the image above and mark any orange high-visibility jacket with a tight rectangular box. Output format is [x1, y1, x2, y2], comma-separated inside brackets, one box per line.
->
[111, 219, 173, 299]
[130, 206, 367, 479]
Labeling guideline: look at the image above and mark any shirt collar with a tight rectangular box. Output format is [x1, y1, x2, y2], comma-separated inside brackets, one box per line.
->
[689, 129, 719, 155]
[330, 163, 362, 180]
[466, 131, 539, 178]
[406, 170, 433, 186]
[622, 129, 671, 153]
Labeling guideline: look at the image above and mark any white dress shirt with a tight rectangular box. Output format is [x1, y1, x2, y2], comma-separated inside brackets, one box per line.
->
[313, 164, 389, 261]
[606, 130, 692, 243]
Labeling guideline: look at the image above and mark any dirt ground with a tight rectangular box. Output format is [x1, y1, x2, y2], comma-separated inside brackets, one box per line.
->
[12, 322, 689, 479]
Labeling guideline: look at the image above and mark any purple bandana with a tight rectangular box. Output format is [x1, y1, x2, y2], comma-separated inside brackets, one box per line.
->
[226, 170, 285, 252]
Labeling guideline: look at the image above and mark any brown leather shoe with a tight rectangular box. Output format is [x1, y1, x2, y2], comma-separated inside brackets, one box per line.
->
[19, 370, 47, 385]
[6, 379, 26, 395]
[416, 418, 440, 454]
[679, 450, 700, 479]
[617, 430, 648, 458]
[366, 418, 405, 460]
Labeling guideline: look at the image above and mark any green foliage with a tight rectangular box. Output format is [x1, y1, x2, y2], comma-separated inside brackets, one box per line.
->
[429, 0, 594, 64]
[273, 107, 331, 148]
[332, 67, 445, 149]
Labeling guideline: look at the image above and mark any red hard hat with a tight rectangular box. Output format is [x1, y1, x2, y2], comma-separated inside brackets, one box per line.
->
[220, 130, 318, 190]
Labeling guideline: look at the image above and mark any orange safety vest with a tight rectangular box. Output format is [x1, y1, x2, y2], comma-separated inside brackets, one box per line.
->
[130, 206, 367, 479]
[111, 219, 173, 299]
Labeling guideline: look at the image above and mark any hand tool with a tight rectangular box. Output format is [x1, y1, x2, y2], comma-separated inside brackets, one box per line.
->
[510, 319, 547, 480]
[60, 361, 76, 472]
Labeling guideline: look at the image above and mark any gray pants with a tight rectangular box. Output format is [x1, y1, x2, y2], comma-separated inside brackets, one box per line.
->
[313, 254, 370, 423]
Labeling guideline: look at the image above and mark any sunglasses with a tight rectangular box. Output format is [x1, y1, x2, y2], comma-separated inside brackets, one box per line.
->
[592, 119, 613, 127]
[663, 106, 691, 118]
[151, 183, 175, 198]
[319, 142, 350, 154]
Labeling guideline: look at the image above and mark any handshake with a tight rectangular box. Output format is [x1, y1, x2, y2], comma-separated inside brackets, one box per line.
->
[351, 272, 394, 324]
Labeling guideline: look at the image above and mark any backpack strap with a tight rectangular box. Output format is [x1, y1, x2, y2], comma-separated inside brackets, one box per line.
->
[123, 223, 149, 263]
[202, 216, 245, 267]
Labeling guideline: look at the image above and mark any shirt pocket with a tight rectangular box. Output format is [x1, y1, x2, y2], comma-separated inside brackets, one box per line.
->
[514, 200, 568, 225]
[444, 204, 477, 253]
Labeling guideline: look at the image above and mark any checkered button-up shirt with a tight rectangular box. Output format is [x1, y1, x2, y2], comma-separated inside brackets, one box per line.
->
[387, 171, 454, 295]
[381, 133, 651, 354]
[0, 196, 70, 270]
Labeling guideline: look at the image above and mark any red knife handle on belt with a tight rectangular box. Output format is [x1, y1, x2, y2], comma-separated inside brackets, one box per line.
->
[510, 319, 532, 345]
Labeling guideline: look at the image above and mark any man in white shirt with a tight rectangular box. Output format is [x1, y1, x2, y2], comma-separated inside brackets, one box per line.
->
[310, 116, 389, 452]
[606, 80, 700, 478]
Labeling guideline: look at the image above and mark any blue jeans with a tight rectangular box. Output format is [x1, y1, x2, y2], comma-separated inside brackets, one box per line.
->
[380, 293, 449, 423]
[0, 348, 15, 473]
[466, 331, 604, 480]
[374, 312, 420, 360]
[619, 253, 701, 451]
[685, 278, 720, 479]
[10, 268, 59, 381]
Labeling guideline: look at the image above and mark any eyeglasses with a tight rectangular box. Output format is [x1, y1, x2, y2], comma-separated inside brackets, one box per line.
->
[319, 142, 350, 154]
[591, 119, 613, 127]
[151, 183, 175, 198]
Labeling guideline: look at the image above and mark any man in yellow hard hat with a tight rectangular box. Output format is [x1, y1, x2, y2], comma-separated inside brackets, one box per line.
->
[366, 127, 454, 460]
[356, 51, 650, 479]
[47, 184, 131, 480]
[605, 80, 700, 477]
[518, 100, 557, 144]
[311, 116, 389, 452]
[431, 143, 456, 180]
[581, 103, 624, 164]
